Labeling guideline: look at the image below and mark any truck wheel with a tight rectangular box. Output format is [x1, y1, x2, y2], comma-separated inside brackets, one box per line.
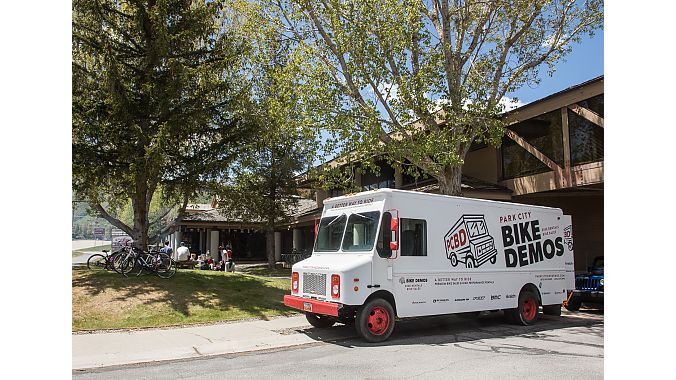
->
[356, 298, 395, 343]
[466, 256, 475, 268]
[542, 304, 562, 316]
[506, 289, 540, 325]
[450, 253, 458, 267]
[305, 312, 335, 328]
[565, 298, 582, 311]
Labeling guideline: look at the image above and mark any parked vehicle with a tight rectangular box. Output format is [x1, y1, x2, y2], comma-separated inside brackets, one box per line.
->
[565, 256, 603, 311]
[283, 189, 575, 342]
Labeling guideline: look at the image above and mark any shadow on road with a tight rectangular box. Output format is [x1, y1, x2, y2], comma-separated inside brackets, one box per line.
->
[288, 308, 603, 350]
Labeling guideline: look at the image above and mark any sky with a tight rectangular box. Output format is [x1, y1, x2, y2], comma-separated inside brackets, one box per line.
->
[508, 29, 604, 105]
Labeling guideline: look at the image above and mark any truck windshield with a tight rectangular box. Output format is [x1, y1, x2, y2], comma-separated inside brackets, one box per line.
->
[314, 214, 347, 252]
[342, 211, 381, 251]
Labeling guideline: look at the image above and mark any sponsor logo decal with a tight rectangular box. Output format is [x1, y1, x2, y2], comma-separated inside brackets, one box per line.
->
[433, 298, 450, 304]
[491, 295, 501, 300]
[473, 296, 485, 301]
[564, 225, 574, 251]
[412, 300, 427, 304]
[506, 294, 516, 299]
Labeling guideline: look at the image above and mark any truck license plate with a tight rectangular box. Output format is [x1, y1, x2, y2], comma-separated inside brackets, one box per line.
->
[303, 302, 312, 312]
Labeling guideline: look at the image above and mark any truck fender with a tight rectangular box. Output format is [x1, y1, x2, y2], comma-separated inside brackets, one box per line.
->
[520, 283, 542, 304]
[364, 290, 398, 317]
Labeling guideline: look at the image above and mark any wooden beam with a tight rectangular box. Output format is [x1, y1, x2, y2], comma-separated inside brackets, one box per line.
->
[561, 107, 573, 185]
[504, 78, 604, 125]
[503, 129, 568, 187]
[568, 104, 604, 128]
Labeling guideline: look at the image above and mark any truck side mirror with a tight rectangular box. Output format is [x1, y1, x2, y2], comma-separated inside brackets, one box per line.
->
[378, 212, 393, 258]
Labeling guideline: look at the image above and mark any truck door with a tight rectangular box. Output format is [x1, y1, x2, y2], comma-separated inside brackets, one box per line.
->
[372, 210, 397, 295]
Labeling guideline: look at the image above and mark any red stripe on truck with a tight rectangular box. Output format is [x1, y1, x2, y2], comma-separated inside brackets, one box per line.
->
[283, 295, 339, 317]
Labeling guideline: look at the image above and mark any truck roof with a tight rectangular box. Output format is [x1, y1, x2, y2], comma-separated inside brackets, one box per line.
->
[323, 188, 563, 213]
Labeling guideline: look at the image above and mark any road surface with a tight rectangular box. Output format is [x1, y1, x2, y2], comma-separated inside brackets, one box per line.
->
[73, 310, 603, 379]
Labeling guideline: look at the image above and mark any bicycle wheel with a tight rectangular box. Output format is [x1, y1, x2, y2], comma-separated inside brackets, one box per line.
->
[114, 252, 136, 275]
[87, 254, 108, 272]
[155, 253, 176, 279]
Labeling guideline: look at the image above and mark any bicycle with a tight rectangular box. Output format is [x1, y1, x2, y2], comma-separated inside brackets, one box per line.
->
[127, 249, 176, 279]
[87, 249, 116, 272]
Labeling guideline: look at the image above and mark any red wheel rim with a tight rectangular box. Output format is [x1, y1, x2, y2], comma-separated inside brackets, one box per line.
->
[367, 306, 390, 335]
[522, 297, 537, 321]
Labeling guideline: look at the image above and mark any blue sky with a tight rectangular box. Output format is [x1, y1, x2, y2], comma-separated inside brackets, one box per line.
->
[508, 29, 604, 104]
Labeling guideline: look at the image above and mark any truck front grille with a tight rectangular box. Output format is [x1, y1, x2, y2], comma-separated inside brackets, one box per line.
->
[576, 277, 601, 290]
[303, 272, 326, 296]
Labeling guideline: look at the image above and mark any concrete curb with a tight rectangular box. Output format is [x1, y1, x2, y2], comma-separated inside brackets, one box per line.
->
[72, 315, 316, 370]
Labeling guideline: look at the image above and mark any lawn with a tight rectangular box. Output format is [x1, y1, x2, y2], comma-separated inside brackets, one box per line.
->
[72, 267, 298, 331]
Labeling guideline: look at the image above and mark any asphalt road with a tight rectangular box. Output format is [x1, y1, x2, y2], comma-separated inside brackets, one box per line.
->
[73, 310, 603, 379]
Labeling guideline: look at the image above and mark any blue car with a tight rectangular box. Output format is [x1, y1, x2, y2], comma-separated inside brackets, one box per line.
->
[566, 256, 604, 311]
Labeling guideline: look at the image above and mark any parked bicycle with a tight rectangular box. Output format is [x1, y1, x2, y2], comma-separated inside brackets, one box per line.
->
[127, 249, 176, 279]
[86, 250, 115, 272]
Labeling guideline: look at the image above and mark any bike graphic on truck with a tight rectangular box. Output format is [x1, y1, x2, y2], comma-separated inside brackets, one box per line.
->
[444, 214, 498, 268]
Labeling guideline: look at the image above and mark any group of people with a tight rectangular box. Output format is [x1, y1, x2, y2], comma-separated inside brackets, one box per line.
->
[160, 241, 235, 272]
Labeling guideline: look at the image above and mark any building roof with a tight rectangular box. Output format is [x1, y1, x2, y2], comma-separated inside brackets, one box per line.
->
[411, 175, 512, 194]
[173, 197, 318, 225]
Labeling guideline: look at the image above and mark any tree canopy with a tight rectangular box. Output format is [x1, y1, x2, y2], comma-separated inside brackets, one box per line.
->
[265, 0, 603, 195]
[72, 0, 258, 247]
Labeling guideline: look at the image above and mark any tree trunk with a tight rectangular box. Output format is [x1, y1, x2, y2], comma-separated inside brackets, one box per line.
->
[132, 179, 150, 249]
[438, 165, 463, 196]
[265, 226, 276, 269]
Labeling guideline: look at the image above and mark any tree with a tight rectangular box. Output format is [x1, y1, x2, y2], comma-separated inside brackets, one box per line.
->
[72, 0, 258, 248]
[270, 0, 603, 195]
[218, 0, 318, 268]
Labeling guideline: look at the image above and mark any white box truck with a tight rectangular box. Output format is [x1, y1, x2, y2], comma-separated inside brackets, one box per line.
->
[284, 189, 575, 342]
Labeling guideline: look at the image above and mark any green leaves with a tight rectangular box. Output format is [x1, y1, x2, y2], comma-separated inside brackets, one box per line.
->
[265, 0, 602, 195]
[73, 0, 258, 245]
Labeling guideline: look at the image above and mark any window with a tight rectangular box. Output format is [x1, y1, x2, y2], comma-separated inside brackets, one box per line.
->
[314, 215, 346, 252]
[568, 96, 604, 166]
[342, 211, 381, 251]
[502, 109, 563, 179]
[400, 218, 427, 256]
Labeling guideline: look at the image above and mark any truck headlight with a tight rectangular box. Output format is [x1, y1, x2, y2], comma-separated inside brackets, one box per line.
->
[599, 278, 604, 286]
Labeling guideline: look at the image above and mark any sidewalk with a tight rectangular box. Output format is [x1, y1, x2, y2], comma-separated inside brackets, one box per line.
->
[72, 315, 323, 370]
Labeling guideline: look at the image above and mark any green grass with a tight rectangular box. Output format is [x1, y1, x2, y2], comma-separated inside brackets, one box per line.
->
[72, 267, 298, 331]
[72, 243, 112, 257]
[241, 266, 292, 277]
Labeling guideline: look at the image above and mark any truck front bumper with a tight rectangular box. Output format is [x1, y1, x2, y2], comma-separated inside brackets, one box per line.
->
[284, 295, 340, 317]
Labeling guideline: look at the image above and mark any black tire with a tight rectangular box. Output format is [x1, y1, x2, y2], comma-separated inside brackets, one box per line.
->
[87, 254, 107, 272]
[543, 304, 562, 316]
[156, 253, 176, 279]
[565, 298, 582, 311]
[506, 289, 540, 326]
[305, 312, 336, 328]
[355, 298, 395, 343]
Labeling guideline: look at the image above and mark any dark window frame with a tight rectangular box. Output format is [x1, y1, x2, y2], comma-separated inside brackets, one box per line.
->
[400, 218, 427, 257]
